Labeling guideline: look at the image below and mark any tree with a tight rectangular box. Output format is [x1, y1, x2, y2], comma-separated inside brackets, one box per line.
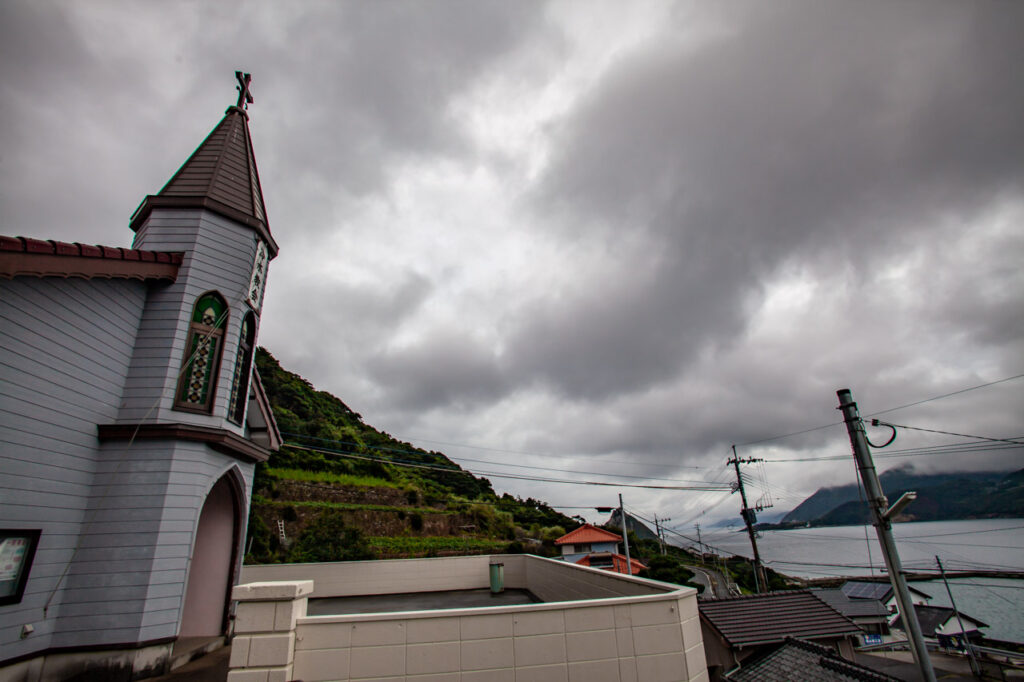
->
[289, 510, 375, 563]
[640, 555, 702, 593]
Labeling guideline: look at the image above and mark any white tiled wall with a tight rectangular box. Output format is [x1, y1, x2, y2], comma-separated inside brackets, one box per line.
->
[291, 595, 706, 681]
[238, 556, 708, 682]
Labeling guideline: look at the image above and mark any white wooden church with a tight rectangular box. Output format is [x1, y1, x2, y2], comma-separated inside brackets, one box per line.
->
[0, 75, 282, 680]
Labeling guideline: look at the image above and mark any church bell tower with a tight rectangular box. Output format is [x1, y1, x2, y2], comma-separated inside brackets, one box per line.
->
[119, 72, 279, 432]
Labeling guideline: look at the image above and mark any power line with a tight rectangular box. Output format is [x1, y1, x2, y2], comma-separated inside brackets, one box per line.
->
[446, 454, 723, 485]
[282, 431, 721, 485]
[283, 442, 733, 492]
[765, 441, 1024, 463]
[401, 435, 708, 471]
[736, 422, 842, 447]
[735, 371, 1024, 448]
[872, 421, 1024, 446]
[866, 373, 1024, 417]
[908, 524, 1024, 539]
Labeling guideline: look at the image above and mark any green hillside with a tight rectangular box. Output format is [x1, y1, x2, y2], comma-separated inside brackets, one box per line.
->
[245, 348, 581, 563]
[245, 349, 781, 595]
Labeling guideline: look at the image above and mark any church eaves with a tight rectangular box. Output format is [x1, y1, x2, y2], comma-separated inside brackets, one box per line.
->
[0, 235, 182, 281]
[130, 105, 278, 257]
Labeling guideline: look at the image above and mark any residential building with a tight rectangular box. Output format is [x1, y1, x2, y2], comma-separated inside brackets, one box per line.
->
[811, 587, 890, 639]
[841, 580, 931, 615]
[727, 637, 899, 682]
[892, 604, 988, 646]
[555, 524, 646, 575]
[699, 590, 862, 681]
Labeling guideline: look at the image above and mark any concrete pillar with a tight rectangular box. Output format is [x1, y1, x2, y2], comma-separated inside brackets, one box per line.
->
[228, 580, 313, 682]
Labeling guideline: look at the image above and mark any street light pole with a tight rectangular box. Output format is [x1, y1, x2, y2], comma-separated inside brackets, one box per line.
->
[837, 388, 936, 682]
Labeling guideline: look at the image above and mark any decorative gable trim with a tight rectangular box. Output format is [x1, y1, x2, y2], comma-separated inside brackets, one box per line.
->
[98, 423, 271, 462]
[248, 369, 282, 451]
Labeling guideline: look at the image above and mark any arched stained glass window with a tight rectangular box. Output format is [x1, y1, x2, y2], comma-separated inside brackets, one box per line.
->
[228, 312, 256, 425]
[174, 292, 228, 413]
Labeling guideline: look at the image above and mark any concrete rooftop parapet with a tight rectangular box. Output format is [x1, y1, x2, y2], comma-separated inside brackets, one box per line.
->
[231, 580, 314, 601]
[229, 581, 312, 682]
[232, 555, 709, 681]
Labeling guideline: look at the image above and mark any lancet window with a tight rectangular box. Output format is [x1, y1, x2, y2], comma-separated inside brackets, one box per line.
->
[228, 312, 256, 425]
[174, 292, 228, 413]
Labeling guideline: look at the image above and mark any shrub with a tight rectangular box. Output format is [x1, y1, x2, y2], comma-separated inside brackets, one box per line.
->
[288, 510, 375, 563]
[410, 512, 424, 531]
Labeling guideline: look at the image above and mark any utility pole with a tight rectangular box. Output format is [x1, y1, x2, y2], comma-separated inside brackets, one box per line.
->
[654, 515, 664, 555]
[658, 516, 671, 555]
[729, 446, 766, 592]
[936, 556, 981, 677]
[619, 493, 632, 576]
[837, 389, 936, 682]
[695, 523, 704, 556]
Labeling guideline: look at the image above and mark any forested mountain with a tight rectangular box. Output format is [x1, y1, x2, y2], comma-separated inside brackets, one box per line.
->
[246, 348, 581, 563]
[771, 466, 1022, 529]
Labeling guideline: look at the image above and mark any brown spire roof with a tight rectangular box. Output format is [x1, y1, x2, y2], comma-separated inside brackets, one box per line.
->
[130, 106, 278, 257]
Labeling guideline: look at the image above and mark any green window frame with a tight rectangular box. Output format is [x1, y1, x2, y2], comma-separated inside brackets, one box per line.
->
[228, 312, 256, 425]
[174, 292, 228, 414]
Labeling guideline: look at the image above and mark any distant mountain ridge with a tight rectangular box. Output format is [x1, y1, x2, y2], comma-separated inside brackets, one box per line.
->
[770, 466, 1022, 529]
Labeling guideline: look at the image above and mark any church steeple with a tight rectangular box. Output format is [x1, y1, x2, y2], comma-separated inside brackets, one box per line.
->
[130, 73, 278, 257]
[117, 73, 278, 429]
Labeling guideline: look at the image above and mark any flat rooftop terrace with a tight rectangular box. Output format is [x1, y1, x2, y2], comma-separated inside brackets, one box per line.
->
[307, 587, 539, 615]
[234, 554, 709, 681]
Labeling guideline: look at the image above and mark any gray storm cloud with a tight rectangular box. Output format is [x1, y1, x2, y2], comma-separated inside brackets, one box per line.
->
[2, 0, 1021, 520]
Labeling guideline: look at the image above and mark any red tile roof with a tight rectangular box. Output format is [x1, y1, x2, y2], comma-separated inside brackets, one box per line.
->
[699, 590, 861, 649]
[554, 524, 623, 545]
[574, 552, 646, 575]
[0, 236, 182, 281]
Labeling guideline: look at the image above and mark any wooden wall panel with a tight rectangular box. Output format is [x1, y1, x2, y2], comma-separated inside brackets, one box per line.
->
[0, 277, 146, 659]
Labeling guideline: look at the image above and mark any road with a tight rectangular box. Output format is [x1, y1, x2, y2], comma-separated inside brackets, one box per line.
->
[686, 564, 733, 599]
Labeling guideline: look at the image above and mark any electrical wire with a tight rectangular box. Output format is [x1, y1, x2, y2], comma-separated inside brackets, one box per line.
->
[398, 435, 709, 471]
[282, 432, 729, 485]
[735, 372, 1024, 448]
[872, 421, 1024, 446]
[866, 373, 1024, 417]
[284, 442, 733, 491]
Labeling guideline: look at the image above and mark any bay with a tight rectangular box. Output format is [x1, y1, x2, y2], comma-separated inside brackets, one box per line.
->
[702, 518, 1024, 579]
[697, 518, 1024, 643]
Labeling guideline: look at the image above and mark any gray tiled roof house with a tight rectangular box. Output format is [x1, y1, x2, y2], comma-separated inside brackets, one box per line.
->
[700, 590, 863, 680]
[728, 637, 899, 682]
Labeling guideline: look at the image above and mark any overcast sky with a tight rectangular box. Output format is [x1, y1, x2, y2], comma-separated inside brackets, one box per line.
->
[3, 0, 1022, 539]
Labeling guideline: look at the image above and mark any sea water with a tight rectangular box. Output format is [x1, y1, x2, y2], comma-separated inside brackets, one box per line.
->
[699, 518, 1024, 642]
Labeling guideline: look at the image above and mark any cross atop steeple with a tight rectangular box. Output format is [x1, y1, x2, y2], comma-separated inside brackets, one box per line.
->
[235, 71, 253, 109]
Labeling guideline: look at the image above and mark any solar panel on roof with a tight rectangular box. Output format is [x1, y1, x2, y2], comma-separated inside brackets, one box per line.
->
[841, 582, 889, 600]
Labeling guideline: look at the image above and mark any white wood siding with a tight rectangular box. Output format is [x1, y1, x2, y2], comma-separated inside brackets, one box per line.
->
[122, 210, 266, 433]
[51, 441, 253, 648]
[0, 277, 146, 659]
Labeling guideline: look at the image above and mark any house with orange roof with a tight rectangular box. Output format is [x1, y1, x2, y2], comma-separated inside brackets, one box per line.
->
[554, 524, 646, 575]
